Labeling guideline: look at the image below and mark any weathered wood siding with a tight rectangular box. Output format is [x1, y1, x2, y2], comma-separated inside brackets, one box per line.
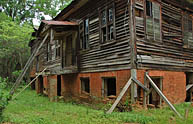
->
[66, 0, 131, 72]
[136, 0, 193, 72]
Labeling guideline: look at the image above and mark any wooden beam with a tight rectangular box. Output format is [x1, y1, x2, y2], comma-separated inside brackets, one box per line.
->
[10, 33, 49, 96]
[129, 0, 137, 104]
[145, 87, 153, 97]
[186, 84, 193, 91]
[132, 77, 149, 92]
[146, 74, 183, 119]
[106, 78, 132, 114]
[143, 72, 148, 107]
[131, 69, 137, 103]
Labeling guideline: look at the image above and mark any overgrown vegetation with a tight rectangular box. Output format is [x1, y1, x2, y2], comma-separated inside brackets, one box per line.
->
[0, 77, 10, 122]
[2, 89, 193, 124]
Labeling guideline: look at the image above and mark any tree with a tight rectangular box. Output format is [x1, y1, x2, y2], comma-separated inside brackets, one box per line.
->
[0, 12, 33, 80]
[0, 0, 73, 24]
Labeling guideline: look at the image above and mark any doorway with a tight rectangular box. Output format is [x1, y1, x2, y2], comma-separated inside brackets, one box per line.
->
[57, 75, 62, 96]
[39, 76, 44, 94]
[102, 77, 116, 97]
[64, 35, 73, 67]
[30, 77, 35, 90]
[185, 73, 193, 102]
[148, 77, 162, 107]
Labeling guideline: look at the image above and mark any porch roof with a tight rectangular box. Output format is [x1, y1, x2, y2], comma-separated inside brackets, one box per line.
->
[41, 20, 78, 26]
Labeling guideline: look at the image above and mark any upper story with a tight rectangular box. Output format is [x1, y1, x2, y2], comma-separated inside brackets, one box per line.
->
[29, 0, 193, 76]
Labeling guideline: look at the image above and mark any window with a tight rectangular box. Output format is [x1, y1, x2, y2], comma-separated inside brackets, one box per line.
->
[183, 13, 193, 47]
[80, 19, 89, 49]
[102, 77, 116, 97]
[81, 78, 90, 93]
[146, 0, 161, 41]
[55, 40, 61, 58]
[100, 4, 116, 43]
[47, 40, 61, 61]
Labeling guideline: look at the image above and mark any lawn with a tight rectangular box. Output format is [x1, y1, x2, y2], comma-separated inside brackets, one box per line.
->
[2, 89, 193, 124]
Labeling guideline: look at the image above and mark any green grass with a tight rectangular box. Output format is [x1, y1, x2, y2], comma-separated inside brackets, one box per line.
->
[2, 89, 193, 124]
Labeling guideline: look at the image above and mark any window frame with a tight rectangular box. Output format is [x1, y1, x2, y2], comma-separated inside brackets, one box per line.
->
[182, 12, 193, 48]
[145, 0, 162, 42]
[79, 18, 90, 50]
[80, 77, 90, 94]
[99, 3, 116, 43]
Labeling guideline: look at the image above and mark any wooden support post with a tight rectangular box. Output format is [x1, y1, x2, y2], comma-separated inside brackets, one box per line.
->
[132, 77, 149, 92]
[143, 72, 148, 107]
[106, 78, 132, 114]
[145, 88, 153, 97]
[131, 69, 137, 103]
[160, 78, 163, 106]
[146, 74, 183, 119]
[129, 0, 137, 104]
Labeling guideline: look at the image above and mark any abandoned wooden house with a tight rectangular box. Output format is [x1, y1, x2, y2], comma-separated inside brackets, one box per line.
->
[29, 0, 193, 107]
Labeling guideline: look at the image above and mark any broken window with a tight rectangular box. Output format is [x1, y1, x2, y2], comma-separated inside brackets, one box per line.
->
[79, 19, 89, 50]
[102, 77, 116, 97]
[146, 0, 161, 41]
[81, 78, 90, 93]
[100, 4, 116, 43]
[183, 14, 193, 47]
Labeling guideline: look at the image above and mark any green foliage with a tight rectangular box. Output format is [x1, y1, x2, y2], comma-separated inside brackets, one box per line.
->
[0, 13, 33, 81]
[0, 77, 10, 122]
[0, 77, 8, 89]
[0, 0, 73, 23]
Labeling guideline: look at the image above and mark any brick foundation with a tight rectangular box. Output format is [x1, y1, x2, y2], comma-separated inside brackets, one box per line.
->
[34, 69, 186, 104]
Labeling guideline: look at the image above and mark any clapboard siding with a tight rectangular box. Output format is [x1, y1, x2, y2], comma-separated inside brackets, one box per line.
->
[66, 0, 131, 72]
[136, 0, 193, 72]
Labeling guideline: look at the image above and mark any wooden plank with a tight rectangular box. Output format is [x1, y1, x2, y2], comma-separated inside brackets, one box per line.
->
[143, 72, 147, 107]
[131, 69, 137, 103]
[106, 78, 132, 114]
[146, 74, 183, 119]
[132, 77, 149, 92]
[145, 87, 153, 97]
[130, 0, 137, 104]
[186, 84, 193, 91]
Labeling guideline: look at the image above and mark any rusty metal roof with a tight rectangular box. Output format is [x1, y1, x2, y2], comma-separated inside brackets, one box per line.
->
[42, 20, 78, 26]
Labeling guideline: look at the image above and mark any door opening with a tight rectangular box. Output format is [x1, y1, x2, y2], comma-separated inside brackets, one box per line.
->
[57, 75, 62, 96]
[148, 77, 162, 107]
[102, 77, 116, 97]
[39, 76, 44, 94]
[185, 73, 193, 102]
[30, 77, 35, 90]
